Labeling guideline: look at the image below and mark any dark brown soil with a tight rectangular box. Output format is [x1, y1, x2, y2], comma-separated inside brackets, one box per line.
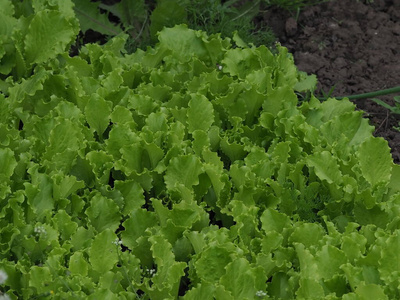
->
[263, 0, 400, 163]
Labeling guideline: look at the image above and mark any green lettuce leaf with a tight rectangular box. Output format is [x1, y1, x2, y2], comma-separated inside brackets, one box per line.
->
[85, 192, 120, 233]
[187, 94, 215, 133]
[89, 228, 118, 273]
[357, 137, 392, 188]
[306, 151, 343, 185]
[220, 258, 267, 299]
[24, 10, 78, 66]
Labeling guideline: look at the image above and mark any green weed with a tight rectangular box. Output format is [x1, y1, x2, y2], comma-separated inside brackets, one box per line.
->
[263, 0, 330, 11]
[73, 0, 334, 54]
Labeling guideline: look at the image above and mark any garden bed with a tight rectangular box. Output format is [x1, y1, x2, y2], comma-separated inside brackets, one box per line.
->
[263, 0, 400, 162]
[1, 1, 400, 298]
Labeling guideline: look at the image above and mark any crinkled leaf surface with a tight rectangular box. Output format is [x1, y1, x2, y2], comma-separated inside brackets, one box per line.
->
[0, 23, 399, 299]
[187, 93, 215, 133]
[24, 10, 78, 65]
[85, 94, 112, 137]
[89, 228, 118, 273]
[357, 137, 392, 187]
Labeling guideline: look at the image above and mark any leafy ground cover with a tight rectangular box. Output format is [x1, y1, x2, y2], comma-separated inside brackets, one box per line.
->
[1, 0, 400, 299]
[70, 0, 400, 163]
[263, 0, 400, 162]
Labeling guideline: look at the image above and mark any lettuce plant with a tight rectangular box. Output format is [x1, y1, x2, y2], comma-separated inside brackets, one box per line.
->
[1, 1, 400, 299]
[0, 0, 79, 85]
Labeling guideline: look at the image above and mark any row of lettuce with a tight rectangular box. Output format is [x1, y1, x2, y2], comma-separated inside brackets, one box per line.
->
[1, 0, 400, 299]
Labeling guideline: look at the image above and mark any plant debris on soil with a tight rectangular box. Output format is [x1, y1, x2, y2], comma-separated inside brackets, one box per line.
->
[263, 0, 400, 163]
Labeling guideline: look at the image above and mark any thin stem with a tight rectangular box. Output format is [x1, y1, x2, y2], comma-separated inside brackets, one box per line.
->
[130, 14, 148, 42]
[231, 0, 260, 22]
[317, 86, 400, 101]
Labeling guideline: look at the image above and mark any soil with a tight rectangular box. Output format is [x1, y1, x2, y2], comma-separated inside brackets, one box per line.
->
[262, 0, 400, 163]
